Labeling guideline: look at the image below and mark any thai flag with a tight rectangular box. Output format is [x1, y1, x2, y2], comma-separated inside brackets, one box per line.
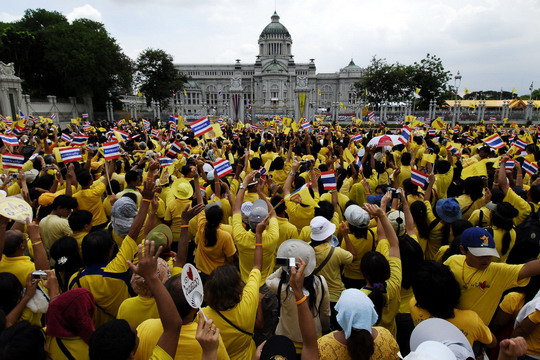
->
[505, 160, 515, 170]
[446, 145, 460, 155]
[169, 115, 178, 125]
[4, 128, 12, 135]
[143, 119, 151, 131]
[453, 127, 460, 134]
[82, 122, 91, 131]
[213, 159, 233, 178]
[352, 134, 363, 143]
[467, 136, 475, 143]
[1, 153, 24, 169]
[116, 130, 130, 141]
[82, 113, 89, 119]
[249, 124, 260, 131]
[159, 156, 173, 167]
[50, 113, 57, 121]
[489, 117, 496, 122]
[167, 141, 182, 156]
[71, 135, 88, 146]
[151, 129, 160, 139]
[190, 116, 212, 137]
[523, 160, 539, 176]
[508, 136, 515, 143]
[183, 145, 192, 158]
[0, 135, 19, 146]
[301, 121, 312, 130]
[217, 118, 223, 123]
[411, 169, 429, 188]
[232, 132, 238, 139]
[59, 147, 83, 163]
[170, 123, 177, 133]
[61, 133, 72, 143]
[483, 134, 505, 149]
[399, 126, 411, 145]
[103, 141, 121, 160]
[4, 117, 12, 126]
[428, 128, 436, 136]
[12, 125, 25, 137]
[321, 171, 337, 191]
[513, 139, 528, 151]
[275, 118, 282, 125]
[18, 110, 25, 119]
[368, 111, 375, 121]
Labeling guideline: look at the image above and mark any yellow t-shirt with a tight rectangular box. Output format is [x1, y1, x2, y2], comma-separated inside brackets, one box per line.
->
[286, 200, 318, 232]
[468, 207, 491, 227]
[0, 255, 35, 286]
[72, 231, 89, 248]
[456, 194, 485, 220]
[444, 255, 529, 325]
[409, 298, 493, 346]
[117, 295, 159, 329]
[394, 166, 412, 189]
[195, 212, 237, 276]
[202, 269, 261, 360]
[492, 227, 516, 263]
[433, 167, 454, 201]
[149, 345, 172, 360]
[276, 216, 299, 248]
[135, 320, 230, 360]
[314, 242, 353, 302]
[499, 291, 526, 318]
[231, 214, 279, 287]
[73, 182, 108, 226]
[68, 235, 139, 327]
[39, 214, 73, 250]
[503, 187, 540, 227]
[46, 336, 88, 360]
[164, 198, 191, 240]
[341, 230, 376, 280]
[423, 200, 445, 261]
[317, 327, 399, 360]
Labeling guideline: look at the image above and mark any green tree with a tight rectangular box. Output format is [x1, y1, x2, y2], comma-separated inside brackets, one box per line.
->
[411, 54, 452, 109]
[134, 48, 186, 108]
[463, 90, 514, 100]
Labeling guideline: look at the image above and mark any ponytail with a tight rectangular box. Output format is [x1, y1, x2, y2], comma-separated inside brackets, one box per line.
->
[346, 329, 374, 360]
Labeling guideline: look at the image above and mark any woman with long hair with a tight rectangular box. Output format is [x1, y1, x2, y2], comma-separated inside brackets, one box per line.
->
[50, 236, 83, 293]
[490, 202, 519, 263]
[457, 176, 485, 219]
[267, 239, 330, 354]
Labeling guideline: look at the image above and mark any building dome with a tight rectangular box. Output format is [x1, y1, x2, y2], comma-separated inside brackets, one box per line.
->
[264, 58, 287, 73]
[260, 12, 290, 38]
[342, 59, 361, 71]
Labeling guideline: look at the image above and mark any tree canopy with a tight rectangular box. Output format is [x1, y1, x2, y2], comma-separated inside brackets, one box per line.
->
[134, 48, 187, 108]
[0, 8, 132, 109]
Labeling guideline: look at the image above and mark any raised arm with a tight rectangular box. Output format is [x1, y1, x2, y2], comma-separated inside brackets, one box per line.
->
[424, 173, 436, 202]
[364, 201, 400, 259]
[127, 180, 154, 242]
[27, 219, 50, 270]
[175, 204, 205, 268]
[232, 170, 257, 214]
[498, 155, 510, 194]
[399, 189, 416, 236]
[253, 218, 266, 271]
[128, 241, 182, 358]
[283, 161, 300, 196]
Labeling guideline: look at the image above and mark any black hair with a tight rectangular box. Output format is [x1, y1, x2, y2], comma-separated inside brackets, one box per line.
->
[3, 231, 25, 257]
[361, 251, 390, 318]
[0, 273, 23, 315]
[165, 275, 196, 319]
[278, 270, 319, 315]
[463, 176, 484, 201]
[269, 156, 285, 171]
[0, 321, 47, 360]
[410, 201, 430, 239]
[76, 168, 93, 187]
[250, 157, 262, 170]
[491, 202, 519, 256]
[401, 152, 412, 166]
[402, 178, 421, 197]
[412, 261, 461, 319]
[399, 235, 424, 289]
[346, 329, 374, 360]
[68, 210, 93, 232]
[89, 319, 137, 360]
[271, 195, 286, 215]
[435, 160, 451, 174]
[125, 170, 141, 185]
[51, 195, 78, 211]
[50, 236, 83, 293]
[530, 184, 540, 203]
[107, 179, 121, 196]
[121, 193, 138, 204]
[314, 201, 334, 221]
[204, 206, 223, 247]
[81, 230, 116, 267]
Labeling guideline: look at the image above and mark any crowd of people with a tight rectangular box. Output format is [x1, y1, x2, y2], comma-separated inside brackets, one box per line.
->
[0, 114, 539, 360]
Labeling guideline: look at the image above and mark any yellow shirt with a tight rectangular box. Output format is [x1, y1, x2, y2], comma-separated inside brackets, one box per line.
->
[456, 194, 485, 220]
[423, 200, 445, 261]
[341, 230, 376, 280]
[314, 242, 353, 302]
[0, 255, 35, 286]
[68, 235, 138, 327]
[46, 336, 88, 360]
[231, 214, 279, 287]
[394, 165, 412, 188]
[202, 269, 261, 360]
[433, 167, 454, 201]
[444, 255, 529, 325]
[135, 320, 230, 360]
[149, 345, 172, 360]
[499, 291, 526, 318]
[286, 200, 318, 232]
[73, 182, 108, 226]
[72, 231, 88, 248]
[195, 212, 237, 276]
[523, 309, 540, 357]
[276, 216, 299, 248]
[503, 187, 540, 227]
[468, 207, 491, 227]
[39, 214, 73, 250]
[117, 295, 159, 329]
[492, 227, 516, 263]
[164, 198, 191, 240]
[317, 327, 399, 360]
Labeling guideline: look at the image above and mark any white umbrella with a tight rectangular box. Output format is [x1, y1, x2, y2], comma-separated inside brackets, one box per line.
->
[367, 134, 403, 148]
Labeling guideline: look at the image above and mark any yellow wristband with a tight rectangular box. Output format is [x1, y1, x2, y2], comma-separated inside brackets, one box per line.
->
[32, 241, 42, 246]
[180, 224, 189, 228]
[295, 295, 308, 305]
[255, 243, 263, 247]
[142, 199, 152, 203]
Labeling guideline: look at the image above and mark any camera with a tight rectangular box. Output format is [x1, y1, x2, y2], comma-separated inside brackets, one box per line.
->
[31, 270, 47, 281]
[275, 257, 296, 268]
[388, 187, 402, 199]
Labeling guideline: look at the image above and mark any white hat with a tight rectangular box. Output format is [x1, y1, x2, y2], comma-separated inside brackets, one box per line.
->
[241, 201, 253, 218]
[344, 205, 370, 228]
[277, 240, 316, 276]
[387, 210, 406, 237]
[249, 199, 268, 227]
[310, 216, 336, 241]
[403, 341, 456, 360]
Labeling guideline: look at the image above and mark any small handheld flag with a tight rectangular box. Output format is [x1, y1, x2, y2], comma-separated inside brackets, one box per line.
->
[59, 147, 83, 163]
[82, 113, 89, 119]
[411, 169, 429, 188]
[505, 160, 515, 170]
[190, 116, 212, 137]
[102, 141, 121, 160]
[71, 135, 89, 146]
[167, 141, 183, 157]
[321, 171, 337, 191]
[1, 154, 25, 169]
[159, 156, 173, 167]
[513, 139, 528, 151]
[352, 134, 363, 143]
[213, 159, 233, 178]
[0, 135, 19, 146]
[368, 111, 375, 122]
[523, 160, 539, 176]
[61, 133, 72, 143]
[482, 134, 505, 149]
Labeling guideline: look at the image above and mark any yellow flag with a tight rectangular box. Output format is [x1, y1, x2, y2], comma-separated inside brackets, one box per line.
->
[183, 89, 188, 97]
[512, 88, 517, 94]
[283, 127, 291, 135]
[317, 89, 321, 96]
[137, 90, 143, 97]
[291, 121, 299, 132]
[415, 88, 421, 94]
[343, 148, 355, 164]
[421, 153, 436, 165]
[464, 88, 470, 95]
[461, 160, 488, 179]
[287, 184, 319, 208]
[469, 103, 476, 109]
[339, 102, 344, 109]
[365, 89, 369, 96]
[283, 117, 292, 126]
[71, 118, 81, 125]
[177, 116, 185, 130]
[503, 117, 509, 124]
[431, 117, 446, 130]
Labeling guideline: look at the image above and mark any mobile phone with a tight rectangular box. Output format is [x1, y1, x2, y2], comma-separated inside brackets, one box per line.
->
[31, 270, 47, 281]
[275, 257, 295, 267]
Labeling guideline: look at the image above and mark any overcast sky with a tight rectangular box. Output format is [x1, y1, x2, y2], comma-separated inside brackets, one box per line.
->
[2, 0, 539, 95]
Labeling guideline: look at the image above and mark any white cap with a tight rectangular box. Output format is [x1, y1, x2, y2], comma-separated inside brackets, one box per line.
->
[344, 205, 370, 228]
[310, 216, 336, 241]
[403, 341, 456, 360]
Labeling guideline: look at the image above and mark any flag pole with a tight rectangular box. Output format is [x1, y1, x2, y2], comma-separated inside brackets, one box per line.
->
[105, 159, 114, 195]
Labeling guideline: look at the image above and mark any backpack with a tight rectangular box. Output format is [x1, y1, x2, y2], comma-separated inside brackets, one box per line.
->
[507, 203, 540, 264]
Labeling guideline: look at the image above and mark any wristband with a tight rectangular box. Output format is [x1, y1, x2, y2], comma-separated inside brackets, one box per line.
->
[289, 171, 295, 176]
[295, 295, 308, 305]
[32, 241, 42, 246]
[255, 243, 263, 247]
[142, 199, 152, 203]
[180, 224, 189, 228]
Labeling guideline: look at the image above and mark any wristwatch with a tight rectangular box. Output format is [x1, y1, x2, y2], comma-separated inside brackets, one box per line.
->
[239, 184, 247, 190]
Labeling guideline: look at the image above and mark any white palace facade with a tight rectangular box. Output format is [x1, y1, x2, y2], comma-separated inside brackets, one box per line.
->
[175, 12, 364, 121]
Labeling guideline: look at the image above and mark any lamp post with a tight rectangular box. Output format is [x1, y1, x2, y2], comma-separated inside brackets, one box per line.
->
[452, 70, 462, 126]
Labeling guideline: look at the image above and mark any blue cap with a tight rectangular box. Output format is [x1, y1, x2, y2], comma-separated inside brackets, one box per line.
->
[435, 198, 462, 223]
[460, 227, 499, 258]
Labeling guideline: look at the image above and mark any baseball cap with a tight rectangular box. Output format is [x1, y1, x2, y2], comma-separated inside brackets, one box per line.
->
[460, 227, 499, 258]
[344, 205, 370, 228]
[248, 199, 268, 228]
[310, 216, 336, 241]
[277, 240, 316, 276]
[387, 210, 406, 237]
[435, 198, 462, 223]
[146, 224, 173, 250]
[241, 201, 253, 218]
[171, 180, 194, 200]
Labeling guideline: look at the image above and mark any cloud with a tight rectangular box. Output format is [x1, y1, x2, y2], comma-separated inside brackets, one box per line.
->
[0, 11, 22, 23]
[66, 4, 102, 23]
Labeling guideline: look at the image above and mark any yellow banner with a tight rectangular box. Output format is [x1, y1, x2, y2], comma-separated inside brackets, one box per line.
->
[298, 93, 306, 118]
